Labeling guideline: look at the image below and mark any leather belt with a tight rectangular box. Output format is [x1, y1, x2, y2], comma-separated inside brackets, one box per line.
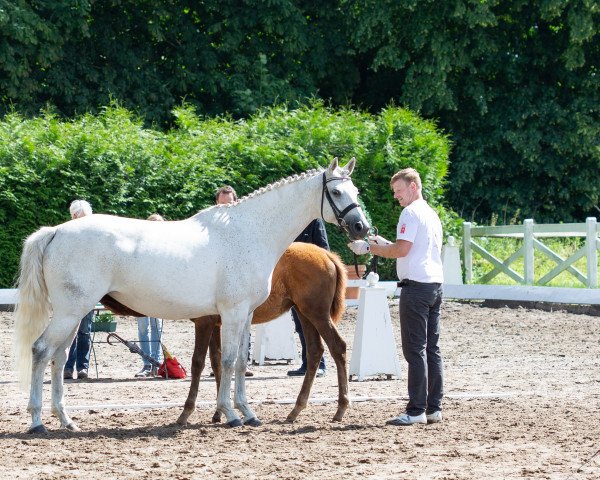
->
[397, 279, 441, 287]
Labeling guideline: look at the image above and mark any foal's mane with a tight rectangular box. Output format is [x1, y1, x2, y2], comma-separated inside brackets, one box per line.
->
[215, 168, 323, 208]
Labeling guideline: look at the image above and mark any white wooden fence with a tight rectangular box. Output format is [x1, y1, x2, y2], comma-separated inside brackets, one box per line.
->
[463, 217, 599, 288]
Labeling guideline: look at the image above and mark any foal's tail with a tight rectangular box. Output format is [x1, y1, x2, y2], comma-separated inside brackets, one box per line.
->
[327, 250, 347, 324]
[13, 227, 57, 388]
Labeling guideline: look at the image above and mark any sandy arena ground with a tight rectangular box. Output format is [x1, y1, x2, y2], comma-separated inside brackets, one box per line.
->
[1, 300, 599, 479]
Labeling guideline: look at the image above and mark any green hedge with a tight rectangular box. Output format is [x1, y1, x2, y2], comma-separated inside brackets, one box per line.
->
[0, 102, 457, 288]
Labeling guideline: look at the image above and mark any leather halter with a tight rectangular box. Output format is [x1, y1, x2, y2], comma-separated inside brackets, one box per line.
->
[320, 171, 361, 235]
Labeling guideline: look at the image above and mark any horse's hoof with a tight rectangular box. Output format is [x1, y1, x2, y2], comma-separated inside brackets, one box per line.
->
[27, 424, 48, 434]
[332, 411, 345, 422]
[243, 417, 262, 427]
[286, 407, 302, 423]
[176, 415, 189, 426]
[227, 418, 243, 428]
[285, 415, 297, 423]
[211, 413, 222, 424]
[65, 422, 80, 432]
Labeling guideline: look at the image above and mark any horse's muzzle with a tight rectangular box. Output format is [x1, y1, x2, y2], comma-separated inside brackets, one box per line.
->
[346, 214, 370, 240]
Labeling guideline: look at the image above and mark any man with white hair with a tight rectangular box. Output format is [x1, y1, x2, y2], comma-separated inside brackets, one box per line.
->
[64, 199, 94, 380]
[69, 199, 93, 219]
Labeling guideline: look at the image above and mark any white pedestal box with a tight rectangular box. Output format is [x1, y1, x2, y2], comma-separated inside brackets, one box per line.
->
[252, 310, 298, 365]
[349, 286, 402, 381]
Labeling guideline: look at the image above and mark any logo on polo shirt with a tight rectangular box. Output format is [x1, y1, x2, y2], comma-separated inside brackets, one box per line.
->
[400, 224, 406, 234]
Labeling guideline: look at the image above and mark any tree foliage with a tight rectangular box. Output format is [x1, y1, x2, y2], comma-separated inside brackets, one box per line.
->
[0, 103, 453, 287]
[0, 0, 597, 225]
[344, 0, 599, 222]
[0, 0, 356, 121]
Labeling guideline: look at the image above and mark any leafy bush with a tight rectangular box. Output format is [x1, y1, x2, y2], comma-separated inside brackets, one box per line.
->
[0, 102, 454, 287]
[95, 312, 116, 323]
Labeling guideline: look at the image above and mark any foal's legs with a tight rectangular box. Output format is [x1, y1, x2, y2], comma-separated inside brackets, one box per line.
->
[177, 316, 219, 425]
[286, 313, 349, 423]
[286, 314, 324, 423]
[208, 326, 223, 423]
[312, 321, 349, 422]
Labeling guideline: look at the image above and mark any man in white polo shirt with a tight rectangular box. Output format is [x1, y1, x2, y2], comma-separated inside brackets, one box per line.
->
[348, 168, 444, 426]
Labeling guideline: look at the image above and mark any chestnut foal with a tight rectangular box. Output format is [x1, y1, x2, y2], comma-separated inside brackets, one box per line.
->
[177, 242, 349, 425]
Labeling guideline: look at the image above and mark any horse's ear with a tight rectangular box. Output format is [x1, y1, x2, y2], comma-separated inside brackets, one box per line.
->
[327, 157, 339, 174]
[344, 157, 356, 176]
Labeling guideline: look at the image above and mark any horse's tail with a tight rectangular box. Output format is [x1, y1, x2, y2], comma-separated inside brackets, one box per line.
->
[13, 226, 57, 389]
[327, 250, 347, 324]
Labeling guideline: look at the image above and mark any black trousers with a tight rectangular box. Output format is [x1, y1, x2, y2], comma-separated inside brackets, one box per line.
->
[399, 281, 444, 416]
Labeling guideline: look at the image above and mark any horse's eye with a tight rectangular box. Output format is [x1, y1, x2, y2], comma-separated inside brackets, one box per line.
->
[332, 189, 341, 196]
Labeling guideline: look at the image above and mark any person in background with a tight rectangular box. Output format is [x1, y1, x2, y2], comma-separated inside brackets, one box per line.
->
[348, 167, 444, 426]
[135, 213, 165, 377]
[287, 218, 329, 378]
[215, 185, 237, 206]
[215, 185, 254, 377]
[64, 199, 94, 380]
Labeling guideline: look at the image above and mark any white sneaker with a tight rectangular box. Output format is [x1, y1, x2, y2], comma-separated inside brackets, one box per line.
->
[426, 411, 443, 424]
[385, 413, 427, 426]
[135, 365, 152, 378]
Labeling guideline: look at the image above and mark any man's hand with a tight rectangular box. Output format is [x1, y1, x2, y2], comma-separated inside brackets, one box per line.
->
[347, 240, 370, 255]
[368, 234, 392, 246]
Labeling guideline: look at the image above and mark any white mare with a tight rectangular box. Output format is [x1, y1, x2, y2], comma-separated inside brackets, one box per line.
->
[13, 158, 370, 433]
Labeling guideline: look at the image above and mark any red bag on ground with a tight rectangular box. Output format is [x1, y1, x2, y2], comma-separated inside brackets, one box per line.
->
[158, 345, 187, 379]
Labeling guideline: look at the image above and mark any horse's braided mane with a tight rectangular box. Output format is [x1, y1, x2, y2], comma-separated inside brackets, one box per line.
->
[216, 168, 323, 208]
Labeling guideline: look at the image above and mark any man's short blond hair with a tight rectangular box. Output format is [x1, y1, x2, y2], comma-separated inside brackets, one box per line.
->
[390, 168, 422, 190]
[147, 213, 164, 221]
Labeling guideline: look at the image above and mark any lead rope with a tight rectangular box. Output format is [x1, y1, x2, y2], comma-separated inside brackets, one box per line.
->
[354, 247, 380, 278]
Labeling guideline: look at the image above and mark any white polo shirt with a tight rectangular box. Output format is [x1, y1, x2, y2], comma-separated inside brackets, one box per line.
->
[396, 199, 444, 283]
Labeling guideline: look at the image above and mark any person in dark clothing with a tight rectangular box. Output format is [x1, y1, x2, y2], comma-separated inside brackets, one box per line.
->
[349, 168, 444, 426]
[287, 218, 329, 378]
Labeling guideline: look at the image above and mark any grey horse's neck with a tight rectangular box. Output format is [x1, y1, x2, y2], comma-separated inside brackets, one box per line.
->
[229, 171, 326, 262]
